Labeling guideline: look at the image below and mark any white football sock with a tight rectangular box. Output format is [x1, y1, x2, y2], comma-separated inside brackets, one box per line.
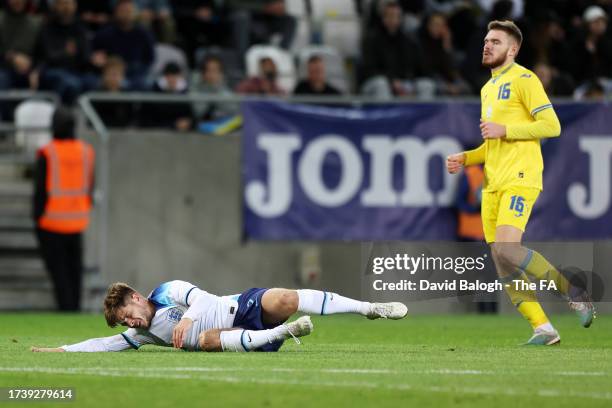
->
[220, 327, 287, 352]
[296, 289, 371, 316]
[535, 321, 556, 333]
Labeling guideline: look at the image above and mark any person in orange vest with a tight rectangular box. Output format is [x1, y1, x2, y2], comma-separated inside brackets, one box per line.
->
[33, 107, 95, 311]
[456, 164, 485, 241]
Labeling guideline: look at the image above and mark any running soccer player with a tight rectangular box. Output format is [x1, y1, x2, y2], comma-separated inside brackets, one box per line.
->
[446, 20, 595, 345]
[31, 280, 408, 352]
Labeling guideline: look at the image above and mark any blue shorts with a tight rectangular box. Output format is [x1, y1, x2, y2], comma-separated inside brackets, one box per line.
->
[232, 288, 286, 352]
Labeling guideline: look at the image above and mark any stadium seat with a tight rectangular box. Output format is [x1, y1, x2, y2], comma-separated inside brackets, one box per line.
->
[14, 100, 54, 152]
[310, 0, 358, 18]
[285, 0, 308, 17]
[322, 19, 361, 58]
[151, 44, 189, 78]
[298, 45, 349, 93]
[309, 0, 361, 58]
[245, 45, 297, 93]
[285, 0, 312, 55]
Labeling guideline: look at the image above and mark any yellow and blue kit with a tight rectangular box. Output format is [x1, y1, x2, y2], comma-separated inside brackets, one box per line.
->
[464, 62, 561, 243]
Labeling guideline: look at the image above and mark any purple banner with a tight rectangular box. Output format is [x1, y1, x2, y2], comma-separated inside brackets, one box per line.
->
[241, 101, 612, 240]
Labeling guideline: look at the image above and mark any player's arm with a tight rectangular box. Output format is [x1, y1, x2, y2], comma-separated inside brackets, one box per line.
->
[31, 334, 132, 353]
[446, 143, 485, 174]
[166, 280, 212, 348]
[506, 107, 561, 140]
[506, 73, 561, 140]
[464, 143, 486, 165]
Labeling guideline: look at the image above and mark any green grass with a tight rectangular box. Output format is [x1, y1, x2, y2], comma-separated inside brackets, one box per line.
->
[1, 313, 611, 408]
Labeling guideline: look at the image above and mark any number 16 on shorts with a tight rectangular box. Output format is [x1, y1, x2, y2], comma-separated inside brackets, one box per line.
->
[509, 195, 525, 217]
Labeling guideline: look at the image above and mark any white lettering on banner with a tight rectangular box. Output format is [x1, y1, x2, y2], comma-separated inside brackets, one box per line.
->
[244, 133, 301, 217]
[298, 135, 363, 206]
[567, 136, 612, 219]
[245, 134, 462, 218]
[362, 136, 462, 206]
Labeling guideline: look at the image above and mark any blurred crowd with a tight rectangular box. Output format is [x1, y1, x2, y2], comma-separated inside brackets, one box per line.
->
[1, 0, 611, 130]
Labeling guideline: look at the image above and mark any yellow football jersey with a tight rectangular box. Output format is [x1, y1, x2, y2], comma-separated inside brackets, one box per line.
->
[477, 62, 560, 192]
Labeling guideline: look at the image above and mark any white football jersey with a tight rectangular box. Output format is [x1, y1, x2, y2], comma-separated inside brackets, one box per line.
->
[122, 280, 239, 351]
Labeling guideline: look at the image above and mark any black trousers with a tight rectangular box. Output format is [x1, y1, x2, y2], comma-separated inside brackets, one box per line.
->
[35, 228, 83, 311]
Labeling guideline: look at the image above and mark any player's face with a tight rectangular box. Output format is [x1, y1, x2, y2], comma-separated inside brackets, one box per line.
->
[482, 30, 514, 69]
[116, 295, 152, 329]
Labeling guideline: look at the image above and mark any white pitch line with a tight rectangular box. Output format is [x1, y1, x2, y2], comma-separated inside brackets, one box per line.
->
[556, 371, 607, 377]
[1, 367, 611, 401]
[1, 366, 606, 377]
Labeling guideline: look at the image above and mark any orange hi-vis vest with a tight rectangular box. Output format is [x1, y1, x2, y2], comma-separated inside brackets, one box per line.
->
[458, 165, 485, 240]
[38, 139, 95, 233]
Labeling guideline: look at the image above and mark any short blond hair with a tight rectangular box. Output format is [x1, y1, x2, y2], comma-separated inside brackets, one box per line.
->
[103, 282, 135, 327]
[487, 20, 523, 47]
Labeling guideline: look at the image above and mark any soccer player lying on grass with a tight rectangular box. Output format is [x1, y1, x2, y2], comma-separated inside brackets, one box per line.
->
[31, 280, 408, 353]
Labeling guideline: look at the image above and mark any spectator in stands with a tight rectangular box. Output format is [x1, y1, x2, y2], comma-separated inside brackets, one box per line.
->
[173, 0, 229, 66]
[294, 55, 341, 96]
[533, 62, 574, 97]
[141, 61, 193, 131]
[0, 0, 41, 90]
[134, 0, 176, 43]
[418, 12, 471, 95]
[581, 80, 606, 101]
[192, 55, 237, 121]
[34, 0, 96, 105]
[236, 56, 285, 95]
[520, 13, 573, 77]
[94, 56, 136, 127]
[91, 0, 155, 90]
[232, 0, 296, 56]
[77, 0, 113, 33]
[476, 0, 524, 21]
[361, 1, 433, 99]
[570, 6, 612, 86]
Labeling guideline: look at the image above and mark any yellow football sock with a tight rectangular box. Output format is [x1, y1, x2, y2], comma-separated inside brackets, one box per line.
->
[520, 249, 569, 295]
[516, 301, 549, 329]
[501, 270, 550, 329]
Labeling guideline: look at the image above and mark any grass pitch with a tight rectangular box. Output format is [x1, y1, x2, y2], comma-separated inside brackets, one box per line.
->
[0, 313, 611, 408]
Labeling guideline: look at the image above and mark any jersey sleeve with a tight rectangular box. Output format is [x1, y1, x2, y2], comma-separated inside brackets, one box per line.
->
[166, 280, 205, 308]
[515, 73, 553, 119]
[464, 143, 486, 165]
[61, 334, 133, 352]
[119, 328, 156, 350]
[506, 73, 561, 140]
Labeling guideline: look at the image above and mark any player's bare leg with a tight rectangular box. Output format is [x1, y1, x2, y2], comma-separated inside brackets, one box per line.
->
[261, 288, 407, 326]
[198, 317, 314, 352]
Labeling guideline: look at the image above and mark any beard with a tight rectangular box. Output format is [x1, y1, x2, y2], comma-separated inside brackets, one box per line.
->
[482, 52, 507, 69]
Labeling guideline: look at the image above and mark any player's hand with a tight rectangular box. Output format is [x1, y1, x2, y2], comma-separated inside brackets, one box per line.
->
[480, 119, 506, 139]
[172, 318, 193, 349]
[446, 153, 465, 174]
[31, 346, 65, 352]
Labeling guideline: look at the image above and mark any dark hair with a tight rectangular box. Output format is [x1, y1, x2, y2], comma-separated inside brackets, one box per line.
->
[52, 106, 75, 140]
[487, 20, 523, 47]
[162, 61, 181, 75]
